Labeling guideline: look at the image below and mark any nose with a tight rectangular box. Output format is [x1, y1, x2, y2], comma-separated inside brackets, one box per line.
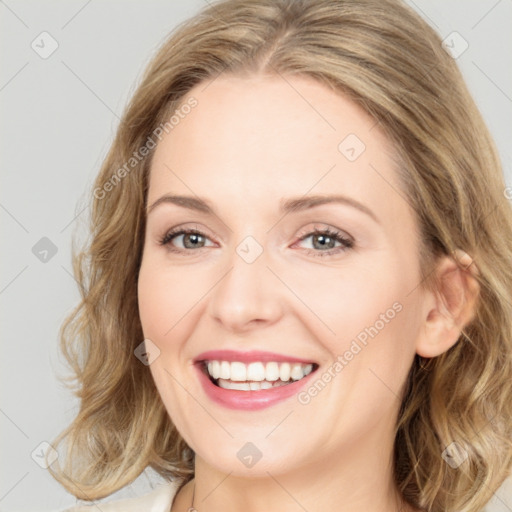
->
[207, 241, 285, 333]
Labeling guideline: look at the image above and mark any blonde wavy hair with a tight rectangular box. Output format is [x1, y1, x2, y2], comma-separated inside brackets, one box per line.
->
[49, 0, 512, 510]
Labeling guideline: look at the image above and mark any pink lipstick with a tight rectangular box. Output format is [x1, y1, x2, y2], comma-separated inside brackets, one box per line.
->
[194, 350, 318, 410]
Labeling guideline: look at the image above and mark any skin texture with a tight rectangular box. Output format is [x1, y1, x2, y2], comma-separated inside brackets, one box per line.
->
[137, 74, 479, 512]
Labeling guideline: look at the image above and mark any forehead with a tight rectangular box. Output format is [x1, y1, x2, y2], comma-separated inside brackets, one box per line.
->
[148, 73, 408, 226]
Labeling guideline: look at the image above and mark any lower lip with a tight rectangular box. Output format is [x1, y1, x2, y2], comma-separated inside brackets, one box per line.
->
[195, 363, 316, 411]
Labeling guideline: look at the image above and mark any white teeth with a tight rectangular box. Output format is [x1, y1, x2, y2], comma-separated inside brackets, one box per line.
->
[246, 362, 265, 381]
[290, 363, 304, 381]
[218, 379, 251, 391]
[211, 360, 221, 379]
[217, 378, 289, 390]
[230, 361, 247, 381]
[205, 360, 315, 388]
[220, 361, 230, 379]
[279, 362, 291, 381]
[265, 362, 280, 381]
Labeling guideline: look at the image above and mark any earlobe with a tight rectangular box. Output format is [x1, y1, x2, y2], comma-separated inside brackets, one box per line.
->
[416, 250, 480, 359]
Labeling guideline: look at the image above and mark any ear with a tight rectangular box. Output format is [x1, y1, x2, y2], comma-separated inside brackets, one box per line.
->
[416, 250, 480, 358]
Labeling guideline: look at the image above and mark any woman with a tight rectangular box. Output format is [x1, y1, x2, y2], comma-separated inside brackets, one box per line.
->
[51, 0, 512, 511]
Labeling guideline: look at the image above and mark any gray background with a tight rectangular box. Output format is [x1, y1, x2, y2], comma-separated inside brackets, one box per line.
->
[1, 1, 511, 511]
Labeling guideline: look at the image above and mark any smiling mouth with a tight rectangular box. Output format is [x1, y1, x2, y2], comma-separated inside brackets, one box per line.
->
[201, 360, 319, 391]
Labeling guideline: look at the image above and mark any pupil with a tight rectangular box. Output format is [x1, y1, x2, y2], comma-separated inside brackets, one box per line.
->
[314, 234, 334, 250]
[184, 233, 203, 248]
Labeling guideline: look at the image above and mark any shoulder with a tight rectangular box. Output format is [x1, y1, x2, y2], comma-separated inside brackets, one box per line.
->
[60, 479, 182, 512]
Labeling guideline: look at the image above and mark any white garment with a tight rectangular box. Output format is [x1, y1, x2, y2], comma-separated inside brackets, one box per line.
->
[61, 480, 180, 512]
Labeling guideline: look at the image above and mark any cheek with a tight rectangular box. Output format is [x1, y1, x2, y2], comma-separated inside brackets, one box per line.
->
[293, 257, 420, 384]
[286, 263, 403, 341]
[137, 259, 201, 438]
[137, 257, 202, 341]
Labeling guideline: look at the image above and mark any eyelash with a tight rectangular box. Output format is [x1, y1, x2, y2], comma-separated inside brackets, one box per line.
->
[157, 226, 354, 258]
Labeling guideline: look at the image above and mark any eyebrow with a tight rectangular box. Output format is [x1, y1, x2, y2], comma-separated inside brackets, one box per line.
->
[147, 194, 379, 224]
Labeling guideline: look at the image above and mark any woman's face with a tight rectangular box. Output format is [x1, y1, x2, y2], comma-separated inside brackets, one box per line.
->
[138, 74, 428, 477]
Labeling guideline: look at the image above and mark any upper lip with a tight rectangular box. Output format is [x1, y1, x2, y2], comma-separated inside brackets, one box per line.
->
[194, 349, 317, 364]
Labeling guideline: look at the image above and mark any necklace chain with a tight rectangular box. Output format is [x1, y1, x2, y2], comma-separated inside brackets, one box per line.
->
[187, 481, 196, 512]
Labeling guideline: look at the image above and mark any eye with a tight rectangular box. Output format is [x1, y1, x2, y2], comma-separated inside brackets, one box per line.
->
[295, 226, 354, 258]
[157, 225, 354, 258]
[158, 227, 215, 252]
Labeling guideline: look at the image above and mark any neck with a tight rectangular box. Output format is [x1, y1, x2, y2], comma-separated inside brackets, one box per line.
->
[182, 427, 409, 512]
